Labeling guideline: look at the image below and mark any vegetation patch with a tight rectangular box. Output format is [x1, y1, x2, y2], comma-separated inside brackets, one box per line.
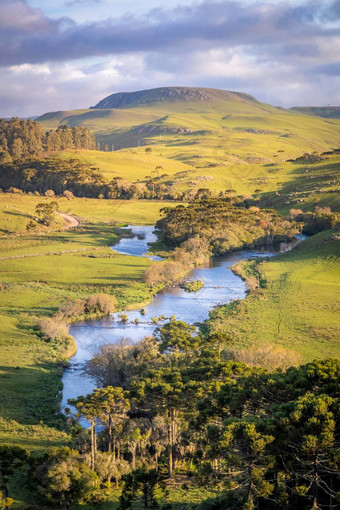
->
[206, 230, 340, 360]
[181, 279, 204, 292]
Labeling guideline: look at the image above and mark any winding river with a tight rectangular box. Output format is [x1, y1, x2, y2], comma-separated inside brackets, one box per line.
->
[61, 226, 305, 414]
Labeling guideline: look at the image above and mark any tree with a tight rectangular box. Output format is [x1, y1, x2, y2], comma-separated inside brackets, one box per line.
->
[35, 201, 59, 226]
[220, 421, 274, 510]
[34, 447, 99, 507]
[157, 320, 198, 360]
[68, 394, 101, 470]
[133, 367, 187, 478]
[91, 386, 130, 455]
[10, 138, 24, 160]
[0, 445, 29, 507]
[119, 468, 162, 510]
[276, 393, 340, 509]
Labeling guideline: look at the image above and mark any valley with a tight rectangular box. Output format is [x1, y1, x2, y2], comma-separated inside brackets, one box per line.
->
[0, 87, 339, 509]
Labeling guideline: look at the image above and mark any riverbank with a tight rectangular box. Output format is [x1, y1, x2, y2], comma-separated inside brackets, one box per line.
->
[207, 229, 340, 361]
[62, 229, 308, 413]
[0, 198, 170, 463]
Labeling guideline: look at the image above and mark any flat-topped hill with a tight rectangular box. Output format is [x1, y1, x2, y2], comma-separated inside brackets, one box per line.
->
[91, 86, 259, 109]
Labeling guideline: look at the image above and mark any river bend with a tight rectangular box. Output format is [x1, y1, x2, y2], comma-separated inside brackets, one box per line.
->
[61, 226, 305, 414]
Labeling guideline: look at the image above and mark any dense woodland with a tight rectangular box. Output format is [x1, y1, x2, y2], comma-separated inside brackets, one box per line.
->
[156, 200, 299, 252]
[0, 118, 95, 161]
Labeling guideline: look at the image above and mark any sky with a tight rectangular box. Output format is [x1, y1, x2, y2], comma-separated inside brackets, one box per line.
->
[1, 0, 340, 117]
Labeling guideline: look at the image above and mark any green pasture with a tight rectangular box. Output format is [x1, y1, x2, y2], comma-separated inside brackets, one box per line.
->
[50, 148, 196, 182]
[0, 195, 172, 463]
[37, 89, 340, 171]
[208, 230, 340, 361]
[0, 194, 174, 234]
[35, 89, 340, 210]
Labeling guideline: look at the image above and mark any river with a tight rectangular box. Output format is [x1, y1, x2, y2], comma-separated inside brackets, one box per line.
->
[61, 226, 305, 415]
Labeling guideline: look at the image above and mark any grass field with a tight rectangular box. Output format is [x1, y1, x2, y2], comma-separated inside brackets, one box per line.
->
[0, 195, 172, 450]
[33, 88, 340, 215]
[208, 230, 340, 361]
[42, 145, 340, 214]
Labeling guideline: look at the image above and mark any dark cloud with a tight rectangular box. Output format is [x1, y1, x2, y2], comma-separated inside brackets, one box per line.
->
[0, 0, 339, 66]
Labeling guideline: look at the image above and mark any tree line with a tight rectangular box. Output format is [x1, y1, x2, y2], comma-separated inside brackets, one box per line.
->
[0, 157, 232, 201]
[0, 118, 95, 161]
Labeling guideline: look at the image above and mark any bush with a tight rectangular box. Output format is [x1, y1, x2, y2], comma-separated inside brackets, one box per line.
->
[63, 189, 74, 199]
[224, 344, 301, 370]
[59, 298, 86, 319]
[181, 279, 204, 292]
[85, 294, 116, 315]
[143, 260, 185, 287]
[38, 316, 69, 342]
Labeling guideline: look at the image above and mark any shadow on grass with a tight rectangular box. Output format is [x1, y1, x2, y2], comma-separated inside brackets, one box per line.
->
[0, 362, 65, 426]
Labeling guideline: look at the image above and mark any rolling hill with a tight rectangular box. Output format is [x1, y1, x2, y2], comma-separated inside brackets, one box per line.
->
[36, 87, 340, 156]
[289, 106, 340, 119]
[35, 87, 340, 210]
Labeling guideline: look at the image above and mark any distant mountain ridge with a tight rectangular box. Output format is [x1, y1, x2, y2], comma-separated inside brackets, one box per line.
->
[91, 86, 258, 109]
[289, 106, 340, 119]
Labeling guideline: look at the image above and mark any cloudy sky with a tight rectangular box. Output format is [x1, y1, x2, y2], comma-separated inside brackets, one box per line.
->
[1, 0, 340, 117]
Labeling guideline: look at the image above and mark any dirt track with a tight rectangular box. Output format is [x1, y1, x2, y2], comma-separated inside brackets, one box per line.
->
[58, 212, 80, 228]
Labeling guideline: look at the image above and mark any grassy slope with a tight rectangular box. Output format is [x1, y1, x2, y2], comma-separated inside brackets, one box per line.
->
[50, 149, 196, 182]
[209, 231, 340, 361]
[290, 106, 340, 119]
[44, 145, 340, 213]
[0, 195, 171, 445]
[37, 91, 340, 211]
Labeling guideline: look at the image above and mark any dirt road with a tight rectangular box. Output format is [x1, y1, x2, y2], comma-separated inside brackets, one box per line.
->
[58, 212, 80, 228]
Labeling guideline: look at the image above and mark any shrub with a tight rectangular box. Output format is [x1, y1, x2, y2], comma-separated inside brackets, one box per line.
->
[38, 316, 69, 342]
[181, 279, 204, 292]
[119, 314, 128, 323]
[59, 298, 86, 319]
[63, 190, 74, 199]
[224, 344, 301, 370]
[85, 294, 116, 315]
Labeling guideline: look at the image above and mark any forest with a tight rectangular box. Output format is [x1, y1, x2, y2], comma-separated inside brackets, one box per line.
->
[0, 118, 95, 161]
[3, 322, 339, 509]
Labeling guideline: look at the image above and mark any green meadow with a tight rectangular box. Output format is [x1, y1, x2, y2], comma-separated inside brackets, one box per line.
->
[208, 230, 340, 361]
[34, 89, 340, 215]
[0, 195, 176, 453]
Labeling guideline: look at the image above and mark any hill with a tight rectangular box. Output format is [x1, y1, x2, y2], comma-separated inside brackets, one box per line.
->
[290, 106, 340, 119]
[34, 87, 340, 210]
[91, 86, 266, 109]
[36, 87, 340, 162]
